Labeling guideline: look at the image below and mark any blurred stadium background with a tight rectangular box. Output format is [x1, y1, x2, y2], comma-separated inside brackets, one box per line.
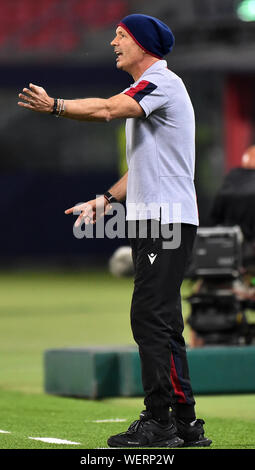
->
[1, 0, 255, 266]
[0, 0, 255, 450]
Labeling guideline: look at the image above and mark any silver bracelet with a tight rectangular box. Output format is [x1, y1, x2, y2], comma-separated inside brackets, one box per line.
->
[55, 98, 65, 118]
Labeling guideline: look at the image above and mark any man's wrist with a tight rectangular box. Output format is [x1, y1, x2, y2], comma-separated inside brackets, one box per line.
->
[51, 98, 58, 114]
[51, 98, 65, 117]
[104, 191, 118, 204]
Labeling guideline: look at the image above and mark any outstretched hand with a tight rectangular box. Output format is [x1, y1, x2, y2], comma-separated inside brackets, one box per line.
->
[65, 196, 111, 227]
[18, 83, 54, 113]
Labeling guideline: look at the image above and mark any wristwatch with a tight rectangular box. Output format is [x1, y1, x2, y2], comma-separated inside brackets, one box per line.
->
[104, 191, 118, 204]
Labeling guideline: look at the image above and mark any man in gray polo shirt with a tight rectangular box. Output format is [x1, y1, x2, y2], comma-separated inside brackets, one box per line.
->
[18, 13, 211, 448]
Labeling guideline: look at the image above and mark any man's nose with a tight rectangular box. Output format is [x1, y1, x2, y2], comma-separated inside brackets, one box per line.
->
[110, 36, 118, 46]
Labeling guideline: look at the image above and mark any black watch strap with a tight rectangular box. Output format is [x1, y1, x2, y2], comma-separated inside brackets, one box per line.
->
[51, 98, 58, 115]
[104, 191, 117, 204]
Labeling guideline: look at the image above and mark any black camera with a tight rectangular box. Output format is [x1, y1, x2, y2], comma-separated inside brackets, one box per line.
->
[187, 226, 243, 280]
[186, 226, 255, 346]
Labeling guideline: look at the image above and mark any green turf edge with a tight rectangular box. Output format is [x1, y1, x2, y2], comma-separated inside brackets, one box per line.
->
[0, 391, 254, 449]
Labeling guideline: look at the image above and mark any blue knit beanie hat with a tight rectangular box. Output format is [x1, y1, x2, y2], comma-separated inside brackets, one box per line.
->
[118, 14, 175, 59]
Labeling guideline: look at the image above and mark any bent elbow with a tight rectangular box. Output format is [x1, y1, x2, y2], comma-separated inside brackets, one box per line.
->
[104, 100, 116, 122]
[105, 111, 113, 122]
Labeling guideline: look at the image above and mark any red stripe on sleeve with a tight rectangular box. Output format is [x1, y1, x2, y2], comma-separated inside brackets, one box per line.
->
[124, 80, 150, 98]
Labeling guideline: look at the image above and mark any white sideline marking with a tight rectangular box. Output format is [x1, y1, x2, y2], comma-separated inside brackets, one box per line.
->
[0, 430, 11, 434]
[90, 419, 127, 423]
[28, 437, 80, 445]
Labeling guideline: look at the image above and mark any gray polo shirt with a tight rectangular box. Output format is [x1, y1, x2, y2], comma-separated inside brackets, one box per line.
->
[123, 60, 199, 226]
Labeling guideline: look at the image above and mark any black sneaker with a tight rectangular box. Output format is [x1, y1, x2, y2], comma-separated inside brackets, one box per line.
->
[107, 410, 184, 448]
[173, 416, 212, 447]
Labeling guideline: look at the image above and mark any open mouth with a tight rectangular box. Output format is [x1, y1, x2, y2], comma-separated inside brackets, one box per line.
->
[115, 51, 123, 62]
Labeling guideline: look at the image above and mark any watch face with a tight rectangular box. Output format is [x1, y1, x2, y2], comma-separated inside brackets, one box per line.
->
[104, 191, 117, 204]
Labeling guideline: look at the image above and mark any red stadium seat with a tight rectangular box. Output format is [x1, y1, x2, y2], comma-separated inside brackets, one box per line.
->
[73, 0, 128, 28]
[0, 0, 128, 52]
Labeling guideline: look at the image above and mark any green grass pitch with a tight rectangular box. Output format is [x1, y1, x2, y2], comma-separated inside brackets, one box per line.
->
[0, 269, 254, 450]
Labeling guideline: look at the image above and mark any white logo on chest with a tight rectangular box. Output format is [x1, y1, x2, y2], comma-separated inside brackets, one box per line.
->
[148, 253, 157, 265]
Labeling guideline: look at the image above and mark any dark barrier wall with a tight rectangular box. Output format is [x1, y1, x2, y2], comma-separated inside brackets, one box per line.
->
[0, 65, 130, 265]
[0, 170, 126, 265]
[0, 64, 226, 263]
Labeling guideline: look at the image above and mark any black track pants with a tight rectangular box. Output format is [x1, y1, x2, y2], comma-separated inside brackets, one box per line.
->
[128, 221, 197, 421]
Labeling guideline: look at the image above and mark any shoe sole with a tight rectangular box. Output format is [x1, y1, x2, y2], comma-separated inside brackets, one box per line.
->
[181, 438, 212, 448]
[108, 436, 184, 448]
